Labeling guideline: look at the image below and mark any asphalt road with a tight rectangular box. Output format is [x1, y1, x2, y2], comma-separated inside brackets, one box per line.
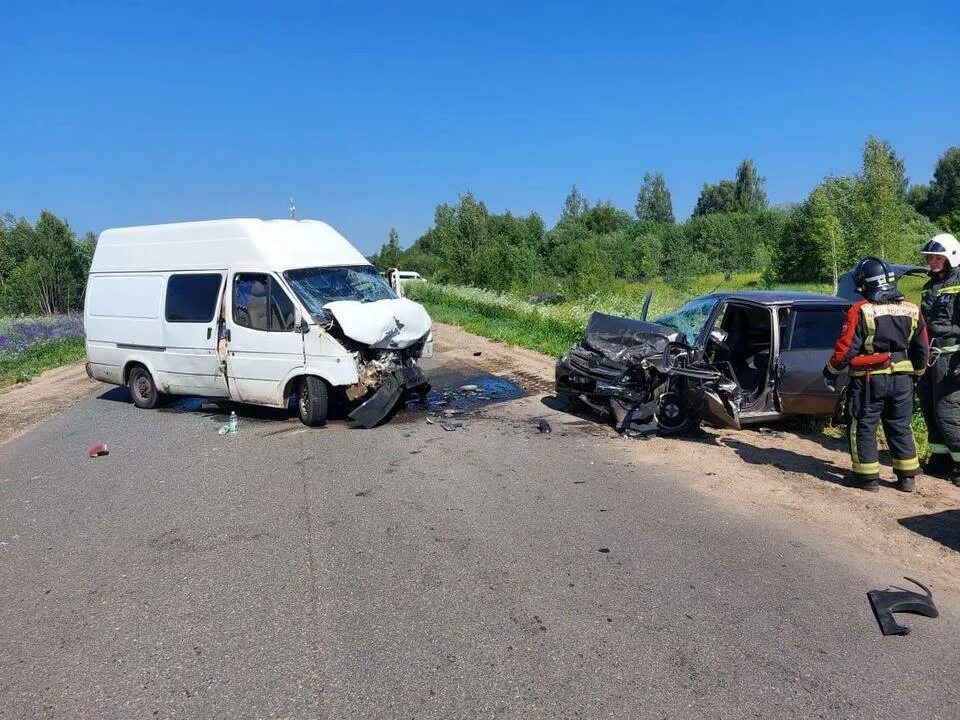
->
[1, 353, 958, 719]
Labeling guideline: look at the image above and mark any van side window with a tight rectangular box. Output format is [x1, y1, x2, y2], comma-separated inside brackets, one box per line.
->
[165, 274, 223, 323]
[234, 274, 296, 332]
[789, 308, 845, 350]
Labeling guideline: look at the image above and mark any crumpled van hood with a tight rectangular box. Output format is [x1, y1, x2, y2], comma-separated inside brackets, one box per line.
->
[323, 298, 432, 349]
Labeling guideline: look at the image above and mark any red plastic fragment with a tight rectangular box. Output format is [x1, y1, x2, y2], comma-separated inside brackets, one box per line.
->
[88, 443, 109, 458]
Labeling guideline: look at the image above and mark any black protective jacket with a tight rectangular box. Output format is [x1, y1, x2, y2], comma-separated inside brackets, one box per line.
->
[921, 266, 960, 345]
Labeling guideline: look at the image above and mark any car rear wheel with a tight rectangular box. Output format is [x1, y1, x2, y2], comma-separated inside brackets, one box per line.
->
[298, 376, 328, 427]
[127, 366, 159, 409]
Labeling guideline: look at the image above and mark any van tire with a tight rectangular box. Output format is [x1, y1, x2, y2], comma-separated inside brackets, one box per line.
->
[298, 376, 328, 427]
[127, 366, 159, 409]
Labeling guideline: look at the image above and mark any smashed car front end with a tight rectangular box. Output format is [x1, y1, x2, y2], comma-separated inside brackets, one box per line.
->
[556, 312, 679, 432]
[556, 311, 742, 434]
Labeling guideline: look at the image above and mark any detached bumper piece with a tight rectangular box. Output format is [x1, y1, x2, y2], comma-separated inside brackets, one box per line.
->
[867, 577, 939, 636]
[349, 365, 429, 429]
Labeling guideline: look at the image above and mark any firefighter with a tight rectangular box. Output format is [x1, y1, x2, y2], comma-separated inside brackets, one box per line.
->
[918, 232, 960, 486]
[823, 257, 929, 492]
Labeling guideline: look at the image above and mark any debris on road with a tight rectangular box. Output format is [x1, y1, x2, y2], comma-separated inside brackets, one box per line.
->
[425, 417, 435, 425]
[87, 443, 109, 458]
[537, 418, 552, 434]
[460, 384, 479, 392]
[473, 351, 482, 357]
[598, 547, 610, 554]
[218, 411, 240, 435]
[440, 422, 463, 432]
[868, 577, 939, 636]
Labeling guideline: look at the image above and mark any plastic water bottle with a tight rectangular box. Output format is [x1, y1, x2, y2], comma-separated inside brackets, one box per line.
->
[228, 410, 238, 433]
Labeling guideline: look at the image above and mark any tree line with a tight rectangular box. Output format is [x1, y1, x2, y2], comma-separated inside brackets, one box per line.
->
[3, 137, 958, 315]
[0, 212, 96, 315]
[371, 138, 960, 297]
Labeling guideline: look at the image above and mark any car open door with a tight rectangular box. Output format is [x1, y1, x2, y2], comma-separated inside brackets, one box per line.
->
[681, 381, 742, 430]
[672, 298, 747, 431]
[775, 304, 849, 415]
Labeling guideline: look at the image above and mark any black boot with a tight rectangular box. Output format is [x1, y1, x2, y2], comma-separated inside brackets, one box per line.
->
[850, 474, 880, 492]
[923, 453, 953, 478]
[951, 468, 960, 488]
[896, 475, 916, 493]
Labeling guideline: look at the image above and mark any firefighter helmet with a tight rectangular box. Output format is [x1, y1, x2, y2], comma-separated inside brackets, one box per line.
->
[921, 232, 960, 268]
[852, 256, 899, 302]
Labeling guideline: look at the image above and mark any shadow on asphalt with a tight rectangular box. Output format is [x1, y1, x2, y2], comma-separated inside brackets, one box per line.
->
[97, 387, 134, 403]
[899, 510, 960, 553]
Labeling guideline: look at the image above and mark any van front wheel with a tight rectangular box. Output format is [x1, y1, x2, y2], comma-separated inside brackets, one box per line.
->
[298, 376, 328, 427]
[128, 366, 159, 409]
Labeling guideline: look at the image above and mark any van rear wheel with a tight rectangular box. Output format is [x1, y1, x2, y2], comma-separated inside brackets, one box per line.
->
[298, 376, 328, 427]
[127, 366, 159, 409]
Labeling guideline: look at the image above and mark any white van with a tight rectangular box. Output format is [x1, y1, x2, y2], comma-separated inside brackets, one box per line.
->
[84, 218, 433, 428]
[396, 270, 423, 284]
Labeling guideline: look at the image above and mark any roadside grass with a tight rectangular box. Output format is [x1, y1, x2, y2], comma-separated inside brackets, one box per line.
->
[406, 276, 832, 358]
[408, 277, 932, 460]
[0, 315, 87, 387]
[0, 337, 87, 387]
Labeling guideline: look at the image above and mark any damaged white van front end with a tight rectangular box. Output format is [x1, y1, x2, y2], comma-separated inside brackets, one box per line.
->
[284, 265, 434, 427]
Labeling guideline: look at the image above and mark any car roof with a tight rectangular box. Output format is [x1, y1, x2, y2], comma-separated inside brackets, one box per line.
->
[704, 290, 850, 307]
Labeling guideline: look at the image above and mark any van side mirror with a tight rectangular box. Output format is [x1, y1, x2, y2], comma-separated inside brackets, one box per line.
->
[294, 307, 309, 334]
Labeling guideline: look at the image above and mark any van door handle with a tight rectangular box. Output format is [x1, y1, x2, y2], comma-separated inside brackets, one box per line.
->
[207, 327, 212, 340]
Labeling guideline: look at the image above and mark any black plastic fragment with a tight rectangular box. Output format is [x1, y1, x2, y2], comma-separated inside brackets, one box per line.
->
[349, 366, 427, 428]
[538, 418, 552, 434]
[867, 577, 939, 636]
[440, 421, 463, 432]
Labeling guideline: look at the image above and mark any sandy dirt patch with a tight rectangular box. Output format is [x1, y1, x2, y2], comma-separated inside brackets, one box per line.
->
[0, 361, 102, 446]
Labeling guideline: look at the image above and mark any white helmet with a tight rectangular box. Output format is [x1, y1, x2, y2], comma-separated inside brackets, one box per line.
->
[921, 233, 960, 268]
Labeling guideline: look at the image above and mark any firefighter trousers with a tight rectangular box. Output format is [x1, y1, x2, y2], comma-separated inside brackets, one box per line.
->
[918, 351, 960, 464]
[848, 373, 919, 480]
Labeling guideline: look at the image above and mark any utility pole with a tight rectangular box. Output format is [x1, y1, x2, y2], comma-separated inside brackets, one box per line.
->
[289, 197, 296, 220]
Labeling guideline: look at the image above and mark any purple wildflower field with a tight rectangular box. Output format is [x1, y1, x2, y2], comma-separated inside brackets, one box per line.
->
[0, 315, 85, 356]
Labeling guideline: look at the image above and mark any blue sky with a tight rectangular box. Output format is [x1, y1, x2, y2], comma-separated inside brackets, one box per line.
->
[2, 1, 957, 254]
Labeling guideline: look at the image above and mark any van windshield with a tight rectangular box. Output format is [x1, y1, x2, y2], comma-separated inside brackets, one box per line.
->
[284, 265, 397, 313]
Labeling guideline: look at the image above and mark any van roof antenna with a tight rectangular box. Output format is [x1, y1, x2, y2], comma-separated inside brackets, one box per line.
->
[289, 197, 296, 220]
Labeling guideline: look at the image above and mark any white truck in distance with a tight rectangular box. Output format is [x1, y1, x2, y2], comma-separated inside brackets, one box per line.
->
[84, 218, 433, 428]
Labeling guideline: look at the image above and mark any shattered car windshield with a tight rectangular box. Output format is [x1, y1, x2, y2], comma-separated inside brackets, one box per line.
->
[654, 296, 718, 343]
[284, 265, 397, 313]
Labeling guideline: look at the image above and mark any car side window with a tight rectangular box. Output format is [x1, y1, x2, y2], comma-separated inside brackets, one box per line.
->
[789, 309, 845, 350]
[165, 273, 223, 323]
[234, 274, 296, 332]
